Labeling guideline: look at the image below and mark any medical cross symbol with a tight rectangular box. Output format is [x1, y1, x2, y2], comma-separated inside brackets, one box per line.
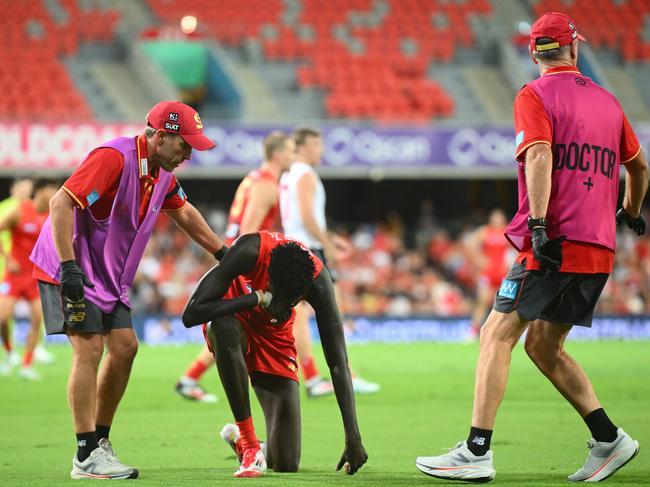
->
[583, 177, 594, 191]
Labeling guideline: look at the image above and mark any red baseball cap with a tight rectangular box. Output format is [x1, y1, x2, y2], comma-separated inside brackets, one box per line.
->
[146, 101, 216, 151]
[529, 12, 586, 53]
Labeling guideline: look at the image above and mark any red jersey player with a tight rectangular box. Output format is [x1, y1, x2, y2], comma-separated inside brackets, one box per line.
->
[0, 178, 59, 379]
[176, 132, 295, 402]
[183, 231, 367, 477]
[467, 209, 510, 338]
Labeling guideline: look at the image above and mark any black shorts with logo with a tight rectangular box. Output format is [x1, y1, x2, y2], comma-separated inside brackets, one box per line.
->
[493, 260, 609, 327]
[38, 281, 133, 335]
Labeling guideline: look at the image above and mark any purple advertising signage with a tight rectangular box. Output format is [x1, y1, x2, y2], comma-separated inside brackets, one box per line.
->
[2, 123, 649, 177]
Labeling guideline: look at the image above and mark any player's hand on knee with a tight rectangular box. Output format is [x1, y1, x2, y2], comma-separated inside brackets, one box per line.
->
[616, 208, 646, 236]
[336, 440, 368, 475]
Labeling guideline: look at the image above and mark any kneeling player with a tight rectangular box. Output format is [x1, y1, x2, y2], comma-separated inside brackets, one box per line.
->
[182, 231, 367, 477]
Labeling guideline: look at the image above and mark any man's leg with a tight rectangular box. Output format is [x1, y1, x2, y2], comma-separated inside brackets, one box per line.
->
[525, 320, 640, 481]
[208, 317, 266, 477]
[20, 299, 43, 374]
[524, 321, 601, 417]
[252, 372, 301, 472]
[176, 345, 217, 402]
[471, 309, 528, 431]
[95, 328, 139, 436]
[67, 330, 104, 460]
[0, 296, 17, 374]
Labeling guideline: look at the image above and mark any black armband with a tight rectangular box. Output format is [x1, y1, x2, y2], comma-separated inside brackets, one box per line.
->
[213, 245, 228, 261]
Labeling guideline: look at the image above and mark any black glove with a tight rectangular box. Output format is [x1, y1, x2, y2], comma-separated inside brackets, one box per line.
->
[213, 245, 228, 261]
[60, 261, 94, 325]
[531, 227, 566, 273]
[616, 208, 646, 236]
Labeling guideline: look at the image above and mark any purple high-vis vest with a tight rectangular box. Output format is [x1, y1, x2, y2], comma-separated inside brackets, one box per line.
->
[30, 137, 174, 313]
[506, 71, 623, 252]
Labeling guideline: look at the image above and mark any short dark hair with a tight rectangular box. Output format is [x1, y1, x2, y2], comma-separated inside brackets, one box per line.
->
[263, 131, 290, 160]
[293, 127, 321, 147]
[532, 38, 571, 62]
[33, 177, 60, 192]
[268, 242, 316, 304]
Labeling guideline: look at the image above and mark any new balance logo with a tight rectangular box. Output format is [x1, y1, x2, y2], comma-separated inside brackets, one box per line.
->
[498, 279, 518, 299]
[471, 436, 485, 446]
[77, 440, 87, 447]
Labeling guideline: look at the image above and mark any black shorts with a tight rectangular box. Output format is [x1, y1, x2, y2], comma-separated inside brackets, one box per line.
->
[311, 248, 338, 282]
[38, 281, 133, 335]
[493, 260, 609, 327]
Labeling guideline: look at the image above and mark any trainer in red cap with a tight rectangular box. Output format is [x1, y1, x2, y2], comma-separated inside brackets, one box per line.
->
[529, 11, 586, 53]
[147, 100, 216, 151]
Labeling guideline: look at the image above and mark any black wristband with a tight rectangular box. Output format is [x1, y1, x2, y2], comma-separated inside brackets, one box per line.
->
[60, 260, 77, 270]
[213, 245, 228, 261]
[527, 217, 546, 230]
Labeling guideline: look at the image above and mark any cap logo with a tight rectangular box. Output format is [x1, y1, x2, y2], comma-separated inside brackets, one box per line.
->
[169, 112, 179, 122]
[568, 22, 575, 30]
[194, 112, 203, 129]
[571, 31, 577, 39]
[164, 122, 180, 131]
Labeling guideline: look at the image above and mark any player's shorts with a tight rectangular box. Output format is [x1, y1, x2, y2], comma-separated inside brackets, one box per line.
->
[1, 275, 39, 301]
[311, 248, 338, 282]
[38, 281, 132, 335]
[202, 276, 299, 382]
[493, 260, 609, 327]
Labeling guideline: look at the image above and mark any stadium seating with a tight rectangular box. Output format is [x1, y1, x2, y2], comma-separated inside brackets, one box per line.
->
[533, 0, 650, 61]
[0, 0, 121, 121]
[146, 0, 493, 120]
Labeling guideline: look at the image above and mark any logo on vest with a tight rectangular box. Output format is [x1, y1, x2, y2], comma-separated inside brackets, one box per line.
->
[498, 279, 518, 300]
[553, 143, 616, 185]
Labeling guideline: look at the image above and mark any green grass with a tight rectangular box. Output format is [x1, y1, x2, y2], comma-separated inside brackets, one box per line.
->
[1, 341, 649, 486]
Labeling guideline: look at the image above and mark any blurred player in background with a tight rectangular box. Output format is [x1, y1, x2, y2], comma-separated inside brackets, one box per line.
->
[416, 12, 647, 483]
[280, 127, 379, 396]
[467, 209, 510, 339]
[30, 101, 226, 480]
[183, 231, 368, 477]
[176, 131, 295, 402]
[0, 177, 34, 371]
[0, 178, 58, 379]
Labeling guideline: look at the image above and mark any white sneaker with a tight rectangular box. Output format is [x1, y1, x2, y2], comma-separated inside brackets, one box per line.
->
[175, 378, 218, 403]
[352, 376, 380, 395]
[0, 356, 12, 376]
[18, 366, 40, 381]
[8, 351, 20, 366]
[306, 377, 335, 398]
[568, 428, 639, 482]
[34, 344, 55, 364]
[234, 447, 266, 478]
[70, 446, 138, 479]
[416, 441, 496, 483]
[98, 437, 119, 461]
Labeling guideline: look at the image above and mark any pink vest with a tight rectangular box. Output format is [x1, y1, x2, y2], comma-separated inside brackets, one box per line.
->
[506, 71, 623, 252]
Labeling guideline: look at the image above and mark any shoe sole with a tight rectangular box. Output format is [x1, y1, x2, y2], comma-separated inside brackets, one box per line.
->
[416, 462, 495, 483]
[70, 468, 139, 480]
[234, 470, 264, 478]
[571, 441, 639, 482]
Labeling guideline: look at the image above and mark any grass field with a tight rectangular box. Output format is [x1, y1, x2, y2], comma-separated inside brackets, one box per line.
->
[1, 340, 648, 486]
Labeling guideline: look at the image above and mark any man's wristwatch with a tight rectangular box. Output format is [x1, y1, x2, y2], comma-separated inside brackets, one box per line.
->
[527, 217, 546, 230]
